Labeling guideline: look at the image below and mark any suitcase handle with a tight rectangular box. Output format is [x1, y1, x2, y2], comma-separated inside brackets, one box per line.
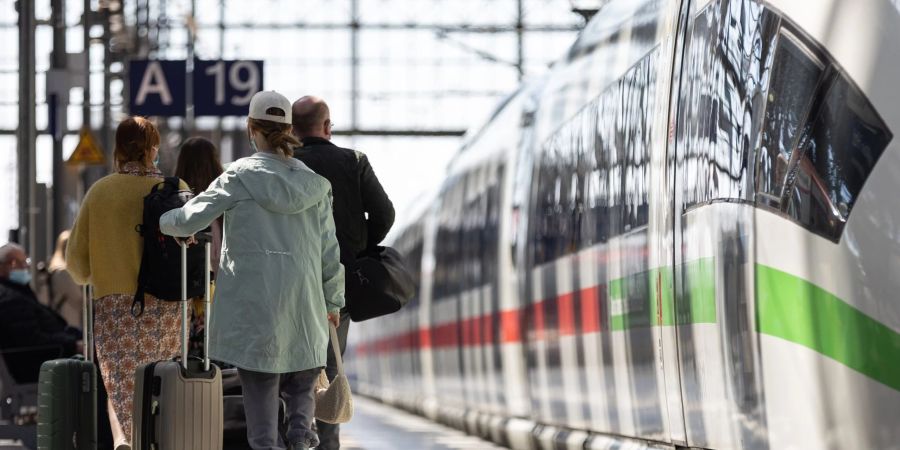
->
[82, 285, 94, 362]
[181, 239, 213, 372]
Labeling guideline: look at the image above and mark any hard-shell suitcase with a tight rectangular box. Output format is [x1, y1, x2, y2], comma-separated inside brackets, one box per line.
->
[36, 285, 97, 450]
[132, 237, 223, 450]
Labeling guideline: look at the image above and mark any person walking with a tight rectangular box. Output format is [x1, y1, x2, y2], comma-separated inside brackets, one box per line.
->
[174, 137, 225, 353]
[67, 116, 187, 450]
[160, 91, 345, 450]
[174, 137, 224, 275]
[291, 95, 395, 450]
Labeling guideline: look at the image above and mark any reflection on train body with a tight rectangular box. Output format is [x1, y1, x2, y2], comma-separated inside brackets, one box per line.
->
[349, 0, 900, 449]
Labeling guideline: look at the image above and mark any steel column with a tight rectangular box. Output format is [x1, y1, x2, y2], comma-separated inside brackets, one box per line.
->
[517, 0, 524, 81]
[51, 0, 66, 244]
[102, 5, 112, 167]
[351, 0, 360, 132]
[16, 0, 36, 254]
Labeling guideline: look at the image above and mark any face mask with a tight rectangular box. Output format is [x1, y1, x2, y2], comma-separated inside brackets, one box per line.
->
[152, 152, 160, 167]
[8, 269, 31, 286]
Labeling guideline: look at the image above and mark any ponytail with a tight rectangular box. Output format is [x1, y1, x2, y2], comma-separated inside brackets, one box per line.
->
[248, 118, 302, 158]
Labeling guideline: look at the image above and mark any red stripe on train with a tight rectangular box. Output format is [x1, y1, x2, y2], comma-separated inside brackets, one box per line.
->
[580, 285, 602, 333]
[558, 292, 576, 336]
[354, 285, 606, 356]
[500, 310, 521, 343]
[419, 328, 432, 348]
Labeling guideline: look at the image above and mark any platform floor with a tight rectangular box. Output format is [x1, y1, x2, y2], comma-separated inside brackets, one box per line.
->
[341, 397, 508, 450]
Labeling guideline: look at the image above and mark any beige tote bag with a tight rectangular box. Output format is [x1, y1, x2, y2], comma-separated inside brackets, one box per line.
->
[315, 323, 353, 424]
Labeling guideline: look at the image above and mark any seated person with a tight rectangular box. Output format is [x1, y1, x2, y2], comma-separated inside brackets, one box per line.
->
[0, 243, 82, 383]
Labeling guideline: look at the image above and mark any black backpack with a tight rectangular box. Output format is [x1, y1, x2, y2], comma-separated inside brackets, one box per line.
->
[132, 177, 205, 316]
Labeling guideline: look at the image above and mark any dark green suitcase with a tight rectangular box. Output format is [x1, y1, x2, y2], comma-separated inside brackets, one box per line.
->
[36, 286, 97, 450]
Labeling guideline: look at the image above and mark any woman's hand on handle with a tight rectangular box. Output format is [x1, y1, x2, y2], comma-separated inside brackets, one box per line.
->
[174, 235, 197, 246]
[327, 311, 340, 328]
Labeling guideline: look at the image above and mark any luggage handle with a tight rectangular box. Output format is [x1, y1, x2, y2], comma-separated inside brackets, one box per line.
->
[329, 323, 344, 377]
[181, 233, 213, 372]
[82, 284, 94, 362]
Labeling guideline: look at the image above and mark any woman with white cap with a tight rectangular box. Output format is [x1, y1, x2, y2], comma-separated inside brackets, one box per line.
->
[159, 90, 345, 450]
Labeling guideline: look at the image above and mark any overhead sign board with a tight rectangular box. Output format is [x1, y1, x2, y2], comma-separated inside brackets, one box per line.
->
[67, 128, 106, 165]
[129, 60, 187, 117]
[194, 59, 264, 117]
[127, 59, 264, 117]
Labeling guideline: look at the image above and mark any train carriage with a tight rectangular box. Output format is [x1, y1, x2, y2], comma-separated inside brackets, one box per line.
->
[348, 0, 900, 448]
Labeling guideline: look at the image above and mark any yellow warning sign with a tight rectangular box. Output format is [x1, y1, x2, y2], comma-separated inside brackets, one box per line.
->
[67, 128, 106, 165]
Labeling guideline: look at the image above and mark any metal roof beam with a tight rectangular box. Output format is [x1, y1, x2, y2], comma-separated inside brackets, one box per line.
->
[162, 22, 582, 32]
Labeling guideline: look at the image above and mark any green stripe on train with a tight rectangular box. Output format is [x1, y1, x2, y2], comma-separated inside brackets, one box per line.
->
[608, 260, 716, 330]
[602, 260, 899, 390]
[756, 264, 900, 392]
[682, 259, 717, 325]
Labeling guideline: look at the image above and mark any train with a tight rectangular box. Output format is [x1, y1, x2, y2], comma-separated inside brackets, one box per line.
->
[347, 0, 900, 448]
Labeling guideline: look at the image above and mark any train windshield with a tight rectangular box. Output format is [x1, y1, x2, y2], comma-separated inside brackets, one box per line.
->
[756, 27, 894, 242]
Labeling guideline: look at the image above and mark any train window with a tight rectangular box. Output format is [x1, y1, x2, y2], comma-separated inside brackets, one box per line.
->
[780, 74, 893, 241]
[531, 47, 657, 265]
[753, 21, 894, 242]
[622, 54, 653, 230]
[676, 1, 894, 242]
[755, 32, 824, 209]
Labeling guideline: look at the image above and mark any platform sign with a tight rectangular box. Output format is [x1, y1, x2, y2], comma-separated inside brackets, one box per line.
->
[193, 60, 264, 117]
[67, 128, 105, 165]
[128, 60, 187, 117]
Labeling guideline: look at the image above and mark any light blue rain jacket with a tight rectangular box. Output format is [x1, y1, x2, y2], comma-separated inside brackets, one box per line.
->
[160, 152, 345, 373]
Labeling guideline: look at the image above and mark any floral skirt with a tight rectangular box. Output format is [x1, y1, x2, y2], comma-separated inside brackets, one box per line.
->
[93, 293, 182, 443]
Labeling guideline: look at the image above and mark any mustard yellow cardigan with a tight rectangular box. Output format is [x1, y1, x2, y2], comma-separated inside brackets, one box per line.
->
[67, 173, 187, 299]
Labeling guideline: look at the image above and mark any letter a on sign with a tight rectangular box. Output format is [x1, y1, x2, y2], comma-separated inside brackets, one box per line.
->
[67, 128, 106, 166]
[128, 60, 186, 116]
[136, 62, 173, 105]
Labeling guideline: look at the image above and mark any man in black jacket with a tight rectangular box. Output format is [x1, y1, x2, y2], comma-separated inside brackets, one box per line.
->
[0, 243, 82, 383]
[292, 96, 394, 449]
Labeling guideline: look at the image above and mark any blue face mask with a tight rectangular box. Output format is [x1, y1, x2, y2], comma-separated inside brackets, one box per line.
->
[8, 269, 31, 286]
[153, 152, 160, 167]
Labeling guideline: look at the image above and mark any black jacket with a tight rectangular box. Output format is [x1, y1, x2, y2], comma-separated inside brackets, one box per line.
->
[0, 278, 80, 382]
[294, 137, 395, 263]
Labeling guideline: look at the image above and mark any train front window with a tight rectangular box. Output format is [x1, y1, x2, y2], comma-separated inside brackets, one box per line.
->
[755, 32, 824, 209]
[781, 74, 893, 241]
[755, 22, 893, 242]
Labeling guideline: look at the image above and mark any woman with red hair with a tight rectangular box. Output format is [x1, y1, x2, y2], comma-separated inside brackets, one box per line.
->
[68, 116, 188, 450]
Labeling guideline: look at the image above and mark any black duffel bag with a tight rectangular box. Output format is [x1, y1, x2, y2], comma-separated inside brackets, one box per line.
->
[345, 246, 415, 322]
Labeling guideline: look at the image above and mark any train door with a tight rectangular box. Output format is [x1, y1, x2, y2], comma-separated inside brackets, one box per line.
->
[653, 0, 691, 446]
[671, 0, 772, 448]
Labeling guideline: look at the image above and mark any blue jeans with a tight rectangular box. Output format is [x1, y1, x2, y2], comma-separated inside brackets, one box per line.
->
[239, 367, 321, 450]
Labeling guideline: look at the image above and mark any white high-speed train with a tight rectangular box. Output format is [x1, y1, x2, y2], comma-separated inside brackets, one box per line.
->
[348, 0, 900, 448]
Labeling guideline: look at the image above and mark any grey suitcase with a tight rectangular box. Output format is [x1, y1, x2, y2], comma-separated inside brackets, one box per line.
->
[36, 285, 97, 450]
[132, 237, 223, 450]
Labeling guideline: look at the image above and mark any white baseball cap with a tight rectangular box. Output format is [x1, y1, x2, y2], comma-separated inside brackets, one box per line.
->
[248, 91, 292, 125]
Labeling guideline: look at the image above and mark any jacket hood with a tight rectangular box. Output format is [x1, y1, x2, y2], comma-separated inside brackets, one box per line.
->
[230, 152, 330, 214]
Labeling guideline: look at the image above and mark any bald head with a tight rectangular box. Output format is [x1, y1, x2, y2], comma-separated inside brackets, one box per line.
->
[0, 243, 26, 279]
[291, 96, 331, 140]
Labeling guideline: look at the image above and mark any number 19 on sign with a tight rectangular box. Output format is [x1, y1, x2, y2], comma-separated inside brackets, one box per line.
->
[194, 60, 264, 117]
